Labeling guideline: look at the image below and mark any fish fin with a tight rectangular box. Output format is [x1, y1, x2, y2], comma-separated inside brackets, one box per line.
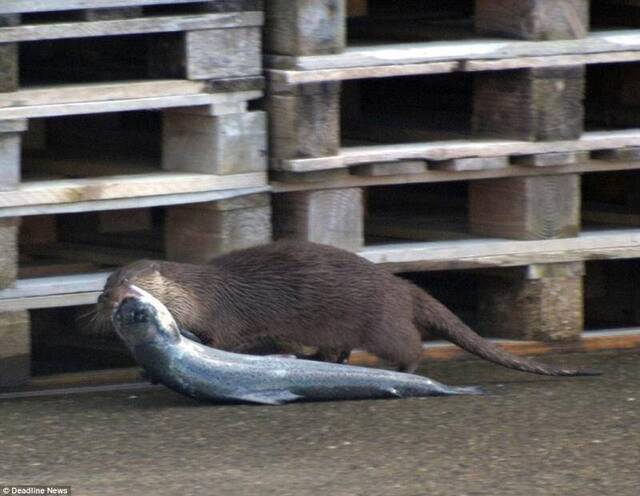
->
[235, 389, 303, 405]
[386, 387, 402, 398]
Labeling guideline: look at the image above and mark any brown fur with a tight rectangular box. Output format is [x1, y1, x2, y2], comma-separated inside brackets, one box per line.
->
[98, 240, 597, 376]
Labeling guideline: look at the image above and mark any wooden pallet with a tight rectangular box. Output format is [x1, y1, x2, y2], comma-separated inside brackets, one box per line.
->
[0, 4, 262, 93]
[266, 3, 640, 350]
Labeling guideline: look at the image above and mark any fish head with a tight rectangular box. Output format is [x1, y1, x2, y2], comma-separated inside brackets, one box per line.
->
[112, 285, 182, 348]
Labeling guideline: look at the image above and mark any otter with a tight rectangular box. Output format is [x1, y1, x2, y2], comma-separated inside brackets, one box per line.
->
[97, 240, 597, 376]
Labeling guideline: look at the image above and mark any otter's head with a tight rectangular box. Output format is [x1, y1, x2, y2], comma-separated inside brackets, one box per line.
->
[113, 285, 181, 349]
[96, 260, 201, 337]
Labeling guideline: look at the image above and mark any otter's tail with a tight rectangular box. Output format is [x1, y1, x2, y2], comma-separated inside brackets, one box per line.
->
[413, 289, 600, 377]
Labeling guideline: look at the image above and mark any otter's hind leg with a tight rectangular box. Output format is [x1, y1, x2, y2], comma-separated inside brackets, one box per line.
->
[364, 321, 423, 374]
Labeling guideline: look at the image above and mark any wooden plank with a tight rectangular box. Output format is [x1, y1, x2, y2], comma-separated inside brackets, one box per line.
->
[350, 329, 640, 366]
[0, 12, 264, 43]
[357, 228, 640, 271]
[273, 188, 363, 251]
[272, 159, 640, 192]
[469, 175, 580, 240]
[430, 156, 509, 171]
[277, 130, 640, 172]
[0, 186, 269, 218]
[0, 130, 21, 190]
[0, 90, 263, 120]
[0, 0, 210, 14]
[351, 160, 427, 177]
[0, 80, 208, 108]
[266, 30, 640, 71]
[267, 62, 458, 87]
[512, 151, 583, 167]
[0, 292, 101, 311]
[0, 172, 268, 208]
[475, 0, 589, 40]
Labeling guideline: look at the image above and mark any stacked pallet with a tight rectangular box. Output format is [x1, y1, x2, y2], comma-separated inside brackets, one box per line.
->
[265, 1, 640, 347]
[0, 0, 269, 385]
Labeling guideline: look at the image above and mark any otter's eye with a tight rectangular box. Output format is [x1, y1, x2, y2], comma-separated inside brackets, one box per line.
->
[133, 309, 148, 324]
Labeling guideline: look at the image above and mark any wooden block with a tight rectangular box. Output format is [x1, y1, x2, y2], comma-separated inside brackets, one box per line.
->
[512, 151, 583, 167]
[477, 263, 583, 341]
[430, 156, 509, 171]
[268, 82, 340, 160]
[149, 27, 261, 80]
[0, 15, 19, 92]
[185, 27, 261, 80]
[473, 66, 585, 141]
[163, 110, 267, 175]
[0, 217, 19, 289]
[469, 175, 580, 240]
[98, 209, 153, 233]
[351, 160, 427, 176]
[265, 0, 345, 55]
[273, 188, 363, 251]
[272, 168, 350, 183]
[475, 0, 589, 40]
[166, 193, 272, 262]
[0, 131, 21, 190]
[591, 147, 640, 162]
[0, 311, 30, 387]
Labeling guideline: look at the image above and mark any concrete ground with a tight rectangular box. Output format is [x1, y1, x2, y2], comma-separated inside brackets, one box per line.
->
[0, 350, 638, 496]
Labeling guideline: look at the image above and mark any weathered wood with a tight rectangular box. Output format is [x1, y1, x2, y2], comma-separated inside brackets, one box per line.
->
[430, 156, 509, 171]
[0, 217, 18, 289]
[469, 175, 580, 240]
[0, 14, 18, 92]
[266, 31, 640, 72]
[477, 262, 584, 341]
[273, 188, 363, 251]
[591, 147, 640, 161]
[357, 229, 640, 272]
[0, 172, 268, 208]
[473, 66, 584, 141]
[162, 110, 267, 175]
[278, 129, 640, 172]
[0, 89, 263, 120]
[0, 0, 210, 14]
[475, 0, 589, 40]
[150, 28, 261, 80]
[268, 82, 340, 160]
[0, 310, 30, 387]
[166, 193, 272, 262]
[0, 80, 210, 108]
[351, 160, 427, 177]
[265, 0, 345, 56]
[512, 151, 585, 167]
[0, 12, 263, 43]
[0, 129, 21, 190]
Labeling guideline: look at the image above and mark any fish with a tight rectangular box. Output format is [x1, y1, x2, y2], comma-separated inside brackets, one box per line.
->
[111, 285, 484, 405]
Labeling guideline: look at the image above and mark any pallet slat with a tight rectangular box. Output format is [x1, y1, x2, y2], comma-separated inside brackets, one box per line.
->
[0, 12, 263, 43]
[0, 0, 211, 14]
